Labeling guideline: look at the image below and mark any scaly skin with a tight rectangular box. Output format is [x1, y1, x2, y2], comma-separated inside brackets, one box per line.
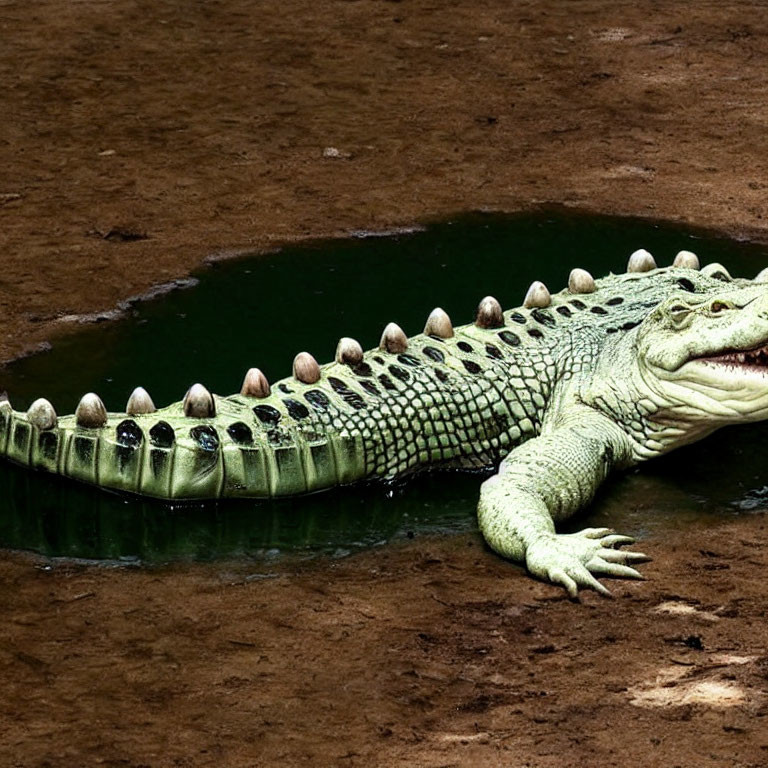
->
[4, 250, 768, 596]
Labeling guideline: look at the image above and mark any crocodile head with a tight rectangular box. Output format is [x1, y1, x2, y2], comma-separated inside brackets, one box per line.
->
[635, 277, 768, 438]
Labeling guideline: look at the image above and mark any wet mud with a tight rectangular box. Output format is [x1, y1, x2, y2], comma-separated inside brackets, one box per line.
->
[2, 520, 767, 767]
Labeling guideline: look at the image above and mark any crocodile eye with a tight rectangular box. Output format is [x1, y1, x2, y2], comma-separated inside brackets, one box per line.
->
[710, 300, 730, 313]
[668, 304, 692, 325]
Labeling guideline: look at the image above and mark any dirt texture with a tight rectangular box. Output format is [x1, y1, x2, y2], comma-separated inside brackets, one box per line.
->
[3, 0, 768, 360]
[2, 522, 768, 767]
[1, 0, 768, 765]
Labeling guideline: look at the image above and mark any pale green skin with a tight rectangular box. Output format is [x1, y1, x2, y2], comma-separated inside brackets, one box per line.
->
[3, 263, 768, 596]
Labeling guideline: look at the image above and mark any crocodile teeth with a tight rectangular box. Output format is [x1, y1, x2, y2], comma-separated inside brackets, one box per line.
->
[706, 343, 768, 367]
[183, 383, 215, 418]
[475, 296, 503, 329]
[293, 352, 321, 384]
[673, 250, 700, 269]
[379, 322, 408, 353]
[568, 268, 595, 294]
[27, 398, 57, 430]
[75, 393, 108, 428]
[240, 368, 271, 398]
[701, 262, 732, 281]
[755, 268, 768, 283]
[523, 281, 551, 308]
[627, 249, 657, 273]
[423, 308, 454, 339]
[126, 387, 156, 415]
[335, 337, 364, 366]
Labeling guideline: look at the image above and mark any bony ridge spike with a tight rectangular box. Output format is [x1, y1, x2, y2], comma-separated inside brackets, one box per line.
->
[293, 352, 321, 384]
[183, 383, 215, 418]
[75, 393, 108, 428]
[379, 322, 408, 353]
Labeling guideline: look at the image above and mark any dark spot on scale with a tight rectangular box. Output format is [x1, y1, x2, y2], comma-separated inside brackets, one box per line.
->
[116, 419, 143, 449]
[329, 376, 368, 410]
[556, 306, 572, 317]
[38, 431, 57, 461]
[73, 435, 93, 464]
[499, 330, 521, 347]
[397, 354, 422, 367]
[423, 346, 445, 363]
[284, 398, 310, 420]
[606, 297, 624, 306]
[372, 355, 384, 365]
[427, 334, 446, 343]
[435, 369, 450, 383]
[606, 327, 618, 334]
[531, 309, 555, 327]
[277, 383, 294, 394]
[378, 374, 397, 391]
[527, 329, 544, 339]
[590, 306, 608, 315]
[191, 425, 219, 452]
[253, 405, 281, 426]
[509, 312, 527, 324]
[677, 277, 696, 292]
[151, 449, 168, 477]
[328, 376, 349, 393]
[621, 321, 640, 331]
[305, 389, 331, 411]
[462, 359, 482, 374]
[360, 380, 381, 396]
[227, 422, 253, 444]
[149, 420, 175, 448]
[485, 343, 503, 359]
[388, 365, 410, 382]
[457, 341, 474, 353]
[569, 299, 587, 310]
[13, 423, 29, 452]
[266, 429, 283, 446]
[352, 362, 373, 377]
[345, 393, 368, 411]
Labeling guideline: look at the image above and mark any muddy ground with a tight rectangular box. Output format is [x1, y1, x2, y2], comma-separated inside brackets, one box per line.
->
[1, 0, 768, 765]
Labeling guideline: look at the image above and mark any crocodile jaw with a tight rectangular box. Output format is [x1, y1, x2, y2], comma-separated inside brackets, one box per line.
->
[697, 341, 768, 370]
[649, 339, 768, 424]
[687, 341, 768, 389]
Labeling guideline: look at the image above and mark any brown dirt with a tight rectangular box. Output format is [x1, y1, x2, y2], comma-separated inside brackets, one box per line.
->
[1, 0, 768, 765]
[2, 522, 768, 767]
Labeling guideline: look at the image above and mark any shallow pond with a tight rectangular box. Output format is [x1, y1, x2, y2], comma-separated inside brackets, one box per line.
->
[1, 210, 767, 562]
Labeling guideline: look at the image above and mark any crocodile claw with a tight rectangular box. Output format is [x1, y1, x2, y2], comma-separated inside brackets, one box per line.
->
[525, 527, 650, 599]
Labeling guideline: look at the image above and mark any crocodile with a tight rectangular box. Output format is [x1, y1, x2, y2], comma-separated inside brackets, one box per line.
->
[3, 247, 768, 596]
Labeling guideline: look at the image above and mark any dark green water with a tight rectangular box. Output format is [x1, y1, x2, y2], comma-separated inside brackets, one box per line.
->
[1, 210, 768, 562]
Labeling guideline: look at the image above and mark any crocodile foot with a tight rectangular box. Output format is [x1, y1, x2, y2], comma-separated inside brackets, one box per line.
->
[525, 527, 651, 598]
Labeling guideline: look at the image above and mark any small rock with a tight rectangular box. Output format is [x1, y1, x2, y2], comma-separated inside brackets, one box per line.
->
[322, 147, 352, 159]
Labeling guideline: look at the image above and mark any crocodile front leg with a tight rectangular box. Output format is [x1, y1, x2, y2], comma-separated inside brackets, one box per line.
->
[477, 407, 650, 597]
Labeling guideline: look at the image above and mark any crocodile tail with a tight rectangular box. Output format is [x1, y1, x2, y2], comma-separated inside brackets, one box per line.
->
[0, 397, 369, 501]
